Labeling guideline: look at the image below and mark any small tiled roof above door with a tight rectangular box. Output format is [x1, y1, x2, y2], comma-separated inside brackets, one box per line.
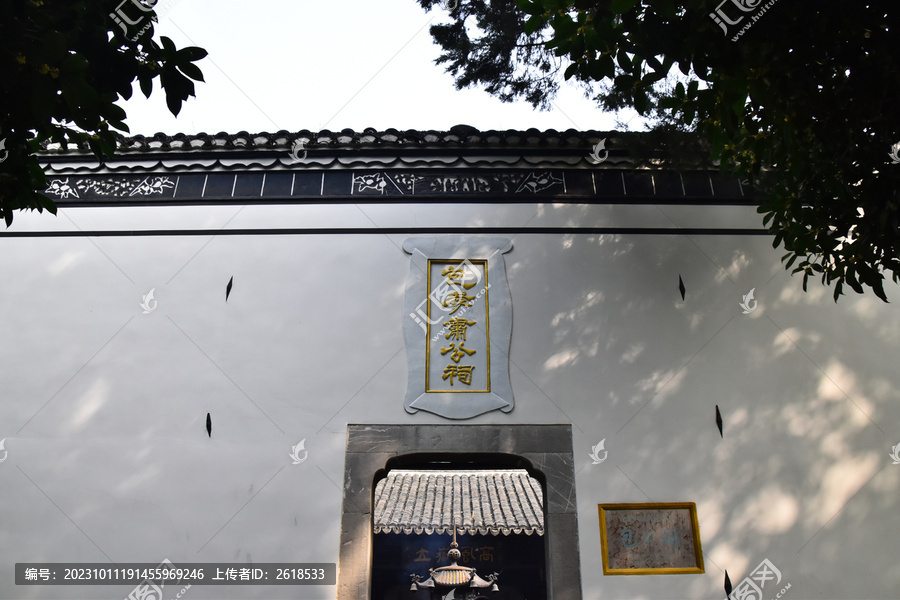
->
[373, 469, 544, 536]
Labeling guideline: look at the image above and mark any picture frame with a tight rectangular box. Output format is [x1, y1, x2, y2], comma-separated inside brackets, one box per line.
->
[597, 502, 704, 575]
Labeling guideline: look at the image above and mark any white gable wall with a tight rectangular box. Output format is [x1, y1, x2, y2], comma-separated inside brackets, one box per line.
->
[0, 201, 898, 599]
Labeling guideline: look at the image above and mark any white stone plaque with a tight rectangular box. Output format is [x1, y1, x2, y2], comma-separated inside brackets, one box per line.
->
[403, 237, 514, 419]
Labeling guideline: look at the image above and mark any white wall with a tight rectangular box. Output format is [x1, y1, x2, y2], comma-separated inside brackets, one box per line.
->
[1, 201, 898, 599]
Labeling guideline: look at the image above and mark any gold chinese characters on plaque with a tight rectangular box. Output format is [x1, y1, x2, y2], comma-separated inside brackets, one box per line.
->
[425, 259, 489, 393]
[597, 503, 704, 575]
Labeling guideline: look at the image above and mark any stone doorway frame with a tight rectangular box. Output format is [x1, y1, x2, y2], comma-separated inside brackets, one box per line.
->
[337, 424, 582, 600]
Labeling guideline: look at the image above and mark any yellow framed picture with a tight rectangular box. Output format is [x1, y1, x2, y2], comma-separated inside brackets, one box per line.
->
[598, 502, 704, 575]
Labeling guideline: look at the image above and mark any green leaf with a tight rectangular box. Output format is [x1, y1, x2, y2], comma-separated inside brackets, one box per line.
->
[871, 275, 889, 302]
[599, 54, 616, 78]
[525, 15, 544, 35]
[846, 268, 864, 294]
[139, 75, 153, 99]
[516, 0, 541, 15]
[634, 89, 649, 114]
[35, 193, 57, 214]
[109, 120, 130, 133]
[165, 94, 182, 117]
[161, 36, 177, 54]
[178, 61, 204, 82]
[105, 103, 127, 122]
[176, 46, 208, 62]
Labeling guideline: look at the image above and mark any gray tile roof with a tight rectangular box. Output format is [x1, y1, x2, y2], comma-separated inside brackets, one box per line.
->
[373, 469, 544, 536]
[34, 127, 756, 206]
[38, 126, 631, 174]
[41, 126, 612, 155]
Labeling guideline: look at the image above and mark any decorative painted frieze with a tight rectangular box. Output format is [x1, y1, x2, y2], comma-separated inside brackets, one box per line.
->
[44, 175, 176, 200]
[352, 170, 565, 195]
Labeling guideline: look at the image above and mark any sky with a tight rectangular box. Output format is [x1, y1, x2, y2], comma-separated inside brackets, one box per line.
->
[118, 0, 637, 137]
